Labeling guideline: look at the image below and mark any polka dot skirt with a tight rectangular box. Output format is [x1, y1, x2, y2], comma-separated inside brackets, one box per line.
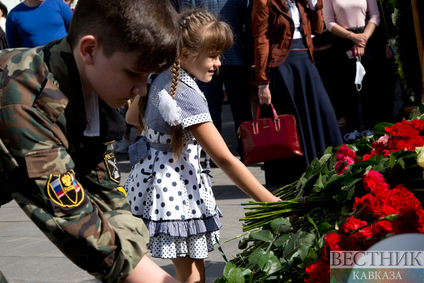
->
[125, 127, 222, 259]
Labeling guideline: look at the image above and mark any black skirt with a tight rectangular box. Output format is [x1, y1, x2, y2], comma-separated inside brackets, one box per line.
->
[262, 39, 343, 187]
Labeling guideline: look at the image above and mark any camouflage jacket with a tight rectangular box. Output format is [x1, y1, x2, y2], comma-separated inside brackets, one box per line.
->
[0, 37, 126, 209]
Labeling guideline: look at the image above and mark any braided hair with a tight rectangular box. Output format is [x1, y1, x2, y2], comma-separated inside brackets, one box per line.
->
[138, 9, 233, 160]
[179, 9, 233, 61]
[169, 60, 184, 158]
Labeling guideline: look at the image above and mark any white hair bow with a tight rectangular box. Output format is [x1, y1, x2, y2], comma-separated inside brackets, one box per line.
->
[158, 89, 182, 126]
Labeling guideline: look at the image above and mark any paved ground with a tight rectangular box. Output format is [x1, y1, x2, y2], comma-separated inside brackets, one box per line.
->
[0, 104, 265, 283]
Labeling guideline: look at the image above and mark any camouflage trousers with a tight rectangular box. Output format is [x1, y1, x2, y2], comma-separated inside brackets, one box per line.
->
[0, 170, 149, 283]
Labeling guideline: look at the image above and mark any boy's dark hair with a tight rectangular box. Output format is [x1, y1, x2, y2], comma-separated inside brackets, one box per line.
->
[68, 0, 182, 73]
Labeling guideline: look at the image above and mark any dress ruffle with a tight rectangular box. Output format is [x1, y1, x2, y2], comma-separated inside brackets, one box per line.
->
[140, 207, 223, 238]
[148, 230, 219, 259]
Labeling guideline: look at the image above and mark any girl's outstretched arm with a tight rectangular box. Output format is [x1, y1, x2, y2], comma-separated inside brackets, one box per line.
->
[190, 121, 280, 203]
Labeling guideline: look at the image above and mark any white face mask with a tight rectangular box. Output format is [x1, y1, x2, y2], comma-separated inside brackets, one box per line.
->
[355, 57, 366, 91]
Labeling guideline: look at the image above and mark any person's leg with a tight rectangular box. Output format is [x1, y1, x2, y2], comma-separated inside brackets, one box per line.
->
[333, 50, 360, 133]
[223, 65, 252, 159]
[361, 37, 395, 129]
[123, 255, 179, 283]
[171, 257, 205, 283]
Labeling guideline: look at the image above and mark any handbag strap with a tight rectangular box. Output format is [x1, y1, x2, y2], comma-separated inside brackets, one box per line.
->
[254, 103, 281, 132]
[255, 103, 279, 122]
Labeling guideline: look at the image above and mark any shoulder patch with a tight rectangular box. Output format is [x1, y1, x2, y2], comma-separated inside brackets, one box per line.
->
[47, 169, 86, 209]
[104, 150, 120, 184]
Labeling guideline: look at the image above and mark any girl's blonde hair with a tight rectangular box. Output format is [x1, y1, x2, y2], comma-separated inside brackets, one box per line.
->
[179, 9, 233, 61]
[138, 9, 233, 159]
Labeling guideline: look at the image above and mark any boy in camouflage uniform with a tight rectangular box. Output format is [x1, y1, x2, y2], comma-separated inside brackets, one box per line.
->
[0, 0, 181, 282]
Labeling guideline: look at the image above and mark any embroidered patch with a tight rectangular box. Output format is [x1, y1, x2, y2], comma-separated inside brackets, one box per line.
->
[104, 150, 120, 184]
[47, 170, 85, 208]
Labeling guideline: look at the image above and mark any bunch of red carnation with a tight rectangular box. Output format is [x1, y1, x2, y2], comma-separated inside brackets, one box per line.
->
[304, 170, 424, 282]
[363, 119, 424, 161]
[334, 144, 360, 175]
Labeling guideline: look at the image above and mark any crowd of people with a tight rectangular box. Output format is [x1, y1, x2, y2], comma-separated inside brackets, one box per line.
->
[0, 0, 401, 282]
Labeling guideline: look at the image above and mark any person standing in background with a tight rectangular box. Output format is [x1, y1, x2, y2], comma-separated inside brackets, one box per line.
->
[322, 0, 392, 141]
[182, 0, 254, 163]
[6, 0, 72, 48]
[251, 0, 343, 188]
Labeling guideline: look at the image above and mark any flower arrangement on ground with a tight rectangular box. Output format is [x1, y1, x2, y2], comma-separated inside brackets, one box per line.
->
[215, 105, 424, 283]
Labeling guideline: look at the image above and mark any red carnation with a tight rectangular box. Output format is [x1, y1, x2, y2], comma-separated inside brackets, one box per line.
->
[388, 136, 424, 151]
[305, 259, 330, 283]
[339, 217, 372, 250]
[391, 209, 423, 234]
[353, 194, 381, 218]
[388, 184, 423, 213]
[335, 145, 359, 175]
[369, 221, 393, 238]
[411, 118, 424, 132]
[322, 233, 344, 262]
[371, 134, 390, 154]
[362, 150, 379, 161]
[362, 170, 390, 198]
[335, 144, 357, 160]
[375, 202, 398, 219]
[339, 217, 371, 239]
[335, 157, 356, 175]
[386, 120, 417, 139]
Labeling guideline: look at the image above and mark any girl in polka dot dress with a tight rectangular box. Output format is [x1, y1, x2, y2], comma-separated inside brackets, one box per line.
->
[124, 10, 281, 283]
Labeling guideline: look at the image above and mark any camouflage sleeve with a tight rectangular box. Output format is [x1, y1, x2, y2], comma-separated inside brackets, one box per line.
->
[0, 270, 8, 283]
[0, 48, 148, 282]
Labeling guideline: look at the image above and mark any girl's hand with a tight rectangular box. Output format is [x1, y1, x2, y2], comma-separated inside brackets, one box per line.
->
[258, 86, 272, 105]
[352, 44, 365, 58]
[350, 33, 367, 48]
[190, 122, 281, 202]
[270, 196, 282, 202]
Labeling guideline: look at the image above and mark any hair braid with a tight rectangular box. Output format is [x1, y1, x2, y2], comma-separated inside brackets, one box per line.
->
[170, 60, 184, 159]
[170, 60, 180, 98]
[167, 9, 233, 159]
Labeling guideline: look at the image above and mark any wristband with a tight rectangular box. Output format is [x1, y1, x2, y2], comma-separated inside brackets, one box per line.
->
[347, 32, 352, 39]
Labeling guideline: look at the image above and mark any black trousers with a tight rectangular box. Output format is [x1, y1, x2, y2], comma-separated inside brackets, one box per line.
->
[331, 29, 395, 131]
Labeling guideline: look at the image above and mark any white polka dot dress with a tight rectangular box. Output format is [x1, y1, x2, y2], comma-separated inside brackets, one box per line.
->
[124, 69, 222, 259]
